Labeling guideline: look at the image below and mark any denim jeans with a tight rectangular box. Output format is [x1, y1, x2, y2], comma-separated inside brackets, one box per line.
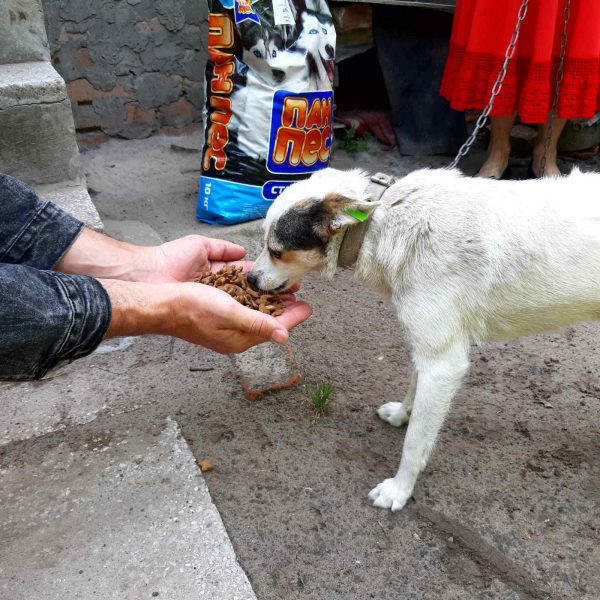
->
[0, 174, 111, 380]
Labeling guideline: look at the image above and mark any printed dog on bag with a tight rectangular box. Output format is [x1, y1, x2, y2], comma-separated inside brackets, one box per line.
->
[198, 0, 336, 225]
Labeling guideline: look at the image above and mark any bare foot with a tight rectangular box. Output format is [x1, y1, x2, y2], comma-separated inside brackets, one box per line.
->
[476, 151, 509, 179]
[531, 148, 562, 177]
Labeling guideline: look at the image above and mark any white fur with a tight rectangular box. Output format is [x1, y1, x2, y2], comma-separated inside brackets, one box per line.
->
[253, 166, 600, 511]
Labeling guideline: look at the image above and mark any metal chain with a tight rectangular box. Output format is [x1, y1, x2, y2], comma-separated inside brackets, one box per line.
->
[448, 0, 529, 170]
[539, 0, 571, 177]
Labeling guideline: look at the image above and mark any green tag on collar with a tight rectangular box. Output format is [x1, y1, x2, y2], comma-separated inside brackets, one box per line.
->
[345, 208, 369, 222]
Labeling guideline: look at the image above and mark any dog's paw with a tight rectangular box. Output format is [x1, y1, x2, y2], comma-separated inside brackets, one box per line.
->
[377, 402, 410, 427]
[368, 478, 410, 511]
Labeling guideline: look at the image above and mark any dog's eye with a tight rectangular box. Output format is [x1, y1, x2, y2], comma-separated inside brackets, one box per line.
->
[272, 49, 277, 58]
[253, 49, 262, 58]
[270, 249, 282, 260]
[309, 28, 318, 34]
[322, 28, 327, 34]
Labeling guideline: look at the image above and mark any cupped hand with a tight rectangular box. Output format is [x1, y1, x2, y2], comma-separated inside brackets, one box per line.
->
[170, 283, 312, 353]
[138, 235, 250, 283]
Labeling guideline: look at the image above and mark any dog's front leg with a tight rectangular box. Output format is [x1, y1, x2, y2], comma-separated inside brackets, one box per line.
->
[377, 370, 417, 427]
[369, 343, 469, 511]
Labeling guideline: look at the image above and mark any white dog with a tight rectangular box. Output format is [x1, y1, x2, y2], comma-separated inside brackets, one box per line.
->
[249, 167, 600, 511]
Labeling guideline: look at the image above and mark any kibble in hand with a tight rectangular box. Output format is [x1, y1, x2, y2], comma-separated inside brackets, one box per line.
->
[196, 265, 285, 316]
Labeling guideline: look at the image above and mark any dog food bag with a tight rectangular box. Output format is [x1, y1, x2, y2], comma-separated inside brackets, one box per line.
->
[197, 0, 336, 225]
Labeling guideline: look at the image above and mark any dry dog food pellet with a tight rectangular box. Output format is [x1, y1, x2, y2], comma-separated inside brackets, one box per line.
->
[197, 459, 214, 473]
[196, 265, 285, 317]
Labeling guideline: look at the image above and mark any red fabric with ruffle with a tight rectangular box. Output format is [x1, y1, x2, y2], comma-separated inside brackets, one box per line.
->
[440, 0, 600, 123]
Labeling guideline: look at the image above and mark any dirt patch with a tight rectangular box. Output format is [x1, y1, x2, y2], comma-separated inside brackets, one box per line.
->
[77, 135, 600, 599]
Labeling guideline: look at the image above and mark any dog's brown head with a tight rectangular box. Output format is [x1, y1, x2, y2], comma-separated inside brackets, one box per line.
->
[249, 168, 377, 291]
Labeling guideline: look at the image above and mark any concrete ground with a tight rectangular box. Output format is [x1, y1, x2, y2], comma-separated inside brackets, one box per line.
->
[2, 131, 600, 599]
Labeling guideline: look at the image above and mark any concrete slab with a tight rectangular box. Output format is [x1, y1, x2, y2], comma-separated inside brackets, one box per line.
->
[82, 136, 264, 243]
[102, 219, 164, 245]
[0, 419, 256, 600]
[0, 99, 82, 185]
[37, 181, 103, 230]
[0, 62, 66, 110]
[0, 62, 83, 186]
[0, 1, 50, 64]
[0, 334, 230, 447]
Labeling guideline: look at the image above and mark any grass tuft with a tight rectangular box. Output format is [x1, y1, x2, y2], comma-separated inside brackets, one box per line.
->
[304, 383, 335, 424]
[340, 127, 370, 154]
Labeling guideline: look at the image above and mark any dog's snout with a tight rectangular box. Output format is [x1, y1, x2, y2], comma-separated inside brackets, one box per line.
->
[246, 271, 258, 287]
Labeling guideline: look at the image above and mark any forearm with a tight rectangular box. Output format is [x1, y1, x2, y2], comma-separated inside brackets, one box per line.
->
[98, 279, 176, 338]
[55, 228, 152, 281]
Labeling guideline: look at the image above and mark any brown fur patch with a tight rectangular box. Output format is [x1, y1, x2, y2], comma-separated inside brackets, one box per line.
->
[278, 248, 322, 264]
[321, 192, 353, 214]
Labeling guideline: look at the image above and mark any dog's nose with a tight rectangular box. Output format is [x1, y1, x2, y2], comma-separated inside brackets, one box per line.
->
[246, 272, 258, 288]
[272, 69, 285, 83]
[325, 44, 334, 58]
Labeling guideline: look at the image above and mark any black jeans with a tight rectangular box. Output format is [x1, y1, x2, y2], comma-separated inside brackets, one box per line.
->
[0, 174, 111, 380]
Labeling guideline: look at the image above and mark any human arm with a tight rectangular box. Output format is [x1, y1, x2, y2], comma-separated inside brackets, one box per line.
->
[54, 224, 311, 350]
[99, 279, 310, 353]
[55, 227, 252, 284]
[0, 175, 311, 380]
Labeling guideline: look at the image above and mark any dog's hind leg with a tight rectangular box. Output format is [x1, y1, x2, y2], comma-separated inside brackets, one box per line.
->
[377, 370, 417, 427]
[369, 342, 469, 511]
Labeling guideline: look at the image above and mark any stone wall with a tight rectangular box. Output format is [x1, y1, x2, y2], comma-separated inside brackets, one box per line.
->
[1, 0, 51, 63]
[42, 0, 208, 139]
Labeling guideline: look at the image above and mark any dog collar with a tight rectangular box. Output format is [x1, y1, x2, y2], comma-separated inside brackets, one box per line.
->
[337, 172, 396, 268]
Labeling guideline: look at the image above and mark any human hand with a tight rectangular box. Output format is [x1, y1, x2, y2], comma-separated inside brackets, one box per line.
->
[100, 279, 312, 354]
[168, 283, 311, 352]
[136, 235, 250, 283]
[56, 229, 252, 284]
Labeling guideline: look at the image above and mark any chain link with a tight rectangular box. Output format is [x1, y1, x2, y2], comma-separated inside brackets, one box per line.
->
[448, 0, 529, 170]
[539, 0, 571, 177]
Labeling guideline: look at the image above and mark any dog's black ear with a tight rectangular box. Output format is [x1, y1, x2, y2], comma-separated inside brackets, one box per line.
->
[321, 192, 380, 232]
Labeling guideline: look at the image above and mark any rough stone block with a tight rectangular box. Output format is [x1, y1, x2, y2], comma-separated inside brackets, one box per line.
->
[0, 61, 66, 110]
[120, 103, 157, 138]
[0, 0, 50, 63]
[160, 97, 197, 128]
[44, 0, 206, 137]
[115, 47, 144, 76]
[179, 49, 204, 81]
[36, 181, 103, 230]
[52, 38, 86, 81]
[74, 47, 93, 69]
[72, 102, 101, 129]
[0, 99, 82, 185]
[231, 344, 301, 401]
[92, 96, 127, 135]
[183, 79, 204, 108]
[181, 23, 203, 49]
[185, 0, 209, 26]
[85, 64, 118, 91]
[157, 0, 186, 32]
[135, 72, 181, 109]
[67, 78, 132, 103]
[58, 1, 94, 23]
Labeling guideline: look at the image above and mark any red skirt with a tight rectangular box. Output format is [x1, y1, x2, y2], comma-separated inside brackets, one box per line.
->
[440, 0, 600, 123]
